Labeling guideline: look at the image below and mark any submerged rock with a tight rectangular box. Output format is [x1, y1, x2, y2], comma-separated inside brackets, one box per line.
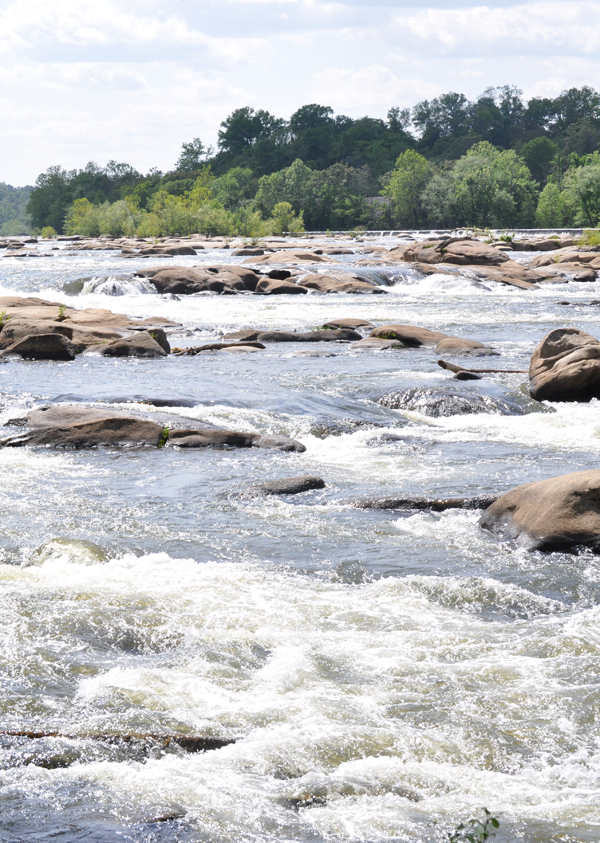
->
[223, 328, 362, 343]
[377, 387, 525, 417]
[242, 476, 325, 497]
[529, 327, 600, 402]
[352, 495, 498, 511]
[480, 468, 600, 552]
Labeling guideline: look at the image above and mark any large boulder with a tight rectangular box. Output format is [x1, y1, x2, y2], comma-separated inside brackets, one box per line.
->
[255, 278, 307, 295]
[480, 468, 600, 552]
[0, 296, 178, 352]
[134, 265, 260, 294]
[93, 331, 168, 358]
[2, 405, 306, 452]
[2, 417, 164, 448]
[298, 274, 386, 294]
[0, 333, 77, 361]
[529, 328, 600, 402]
[403, 238, 510, 266]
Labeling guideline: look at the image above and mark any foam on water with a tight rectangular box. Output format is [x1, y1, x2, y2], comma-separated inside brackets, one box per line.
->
[1, 554, 599, 840]
[1, 242, 600, 840]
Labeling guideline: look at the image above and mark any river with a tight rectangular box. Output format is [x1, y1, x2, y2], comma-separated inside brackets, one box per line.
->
[0, 238, 599, 842]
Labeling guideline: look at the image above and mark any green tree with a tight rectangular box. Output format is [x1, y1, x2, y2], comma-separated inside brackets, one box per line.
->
[424, 141, 537, 228]
[381, 150, 432, 227]
[562, 161, 600, 225]
[520, 137, 557, 184]
[176, 138, 213, 171]
[535, 182, 570, 227]
[270, 202, 304, 234]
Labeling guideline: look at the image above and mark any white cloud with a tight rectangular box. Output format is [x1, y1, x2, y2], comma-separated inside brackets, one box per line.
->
[393, 2, 600, 55]
[311, 65, 441, 110]
[0, 0, 599, 184]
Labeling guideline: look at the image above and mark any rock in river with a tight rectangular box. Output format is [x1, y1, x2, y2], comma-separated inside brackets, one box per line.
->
[480, 468, 600, 552]
[92, 330, 169, 358]
[1, 405, 306, 452]
[241, 476, 326, 497]
[529, 328, 600, 402]
[224, 328, 362, 343]
[377, 387, 525, 417]
[0, 333, 77, 361]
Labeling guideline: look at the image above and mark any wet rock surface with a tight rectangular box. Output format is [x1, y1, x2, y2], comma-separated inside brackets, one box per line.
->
[377, 387, 525, 417]
[352, 495, 498, 511]
[480, 468, 600, 552]
[2, 405, 305, 452]
[529, 327, 600, 402]
[241, 476, 326, 497]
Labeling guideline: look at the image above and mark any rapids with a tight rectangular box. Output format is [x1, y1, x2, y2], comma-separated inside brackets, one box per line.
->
[0, 237, 599, 842]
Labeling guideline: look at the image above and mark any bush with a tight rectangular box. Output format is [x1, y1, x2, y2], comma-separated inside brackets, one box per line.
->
[136, 213, 164, 237]
[64, 198, 101, 236]
[270, 201, 304, 234]
[578, 228, 600, 246]
[40, 226, 57, 239]
[195, 205, 234, 237]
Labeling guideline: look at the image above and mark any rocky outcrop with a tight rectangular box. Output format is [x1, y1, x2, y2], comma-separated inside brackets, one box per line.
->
[480, 468, 600, 551]
[403, 238, 510, 266]
[529, 247, 600, 268]
[93, 331, 169, 358]
[134, 265, 260, 294]
[223, 328, 362, 343]
[241, 476, 325, 497]
[369, 324, 448, 347]
[243, 250, 339, 265]
[298, 274, 386, 294]
[3, 416, 165, 449]
[378, 387, 524, 417]
[370, 324, 494, 354]
[529, 328, 600, 402]
[0, 333, 77, 361]
[0, 297, 178, 354]
[255, 277, 308, 295]
[2, 405, 306, 452]
[167, 429, 304, 451]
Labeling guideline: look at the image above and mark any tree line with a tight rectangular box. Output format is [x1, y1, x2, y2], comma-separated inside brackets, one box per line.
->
[24, 85, 600, 236]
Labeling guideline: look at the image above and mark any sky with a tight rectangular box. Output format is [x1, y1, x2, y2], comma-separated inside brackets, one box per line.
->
[0, 0, 598, 185]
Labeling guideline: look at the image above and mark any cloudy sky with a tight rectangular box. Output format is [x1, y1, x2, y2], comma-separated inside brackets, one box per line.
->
[1, 0, 598, 185]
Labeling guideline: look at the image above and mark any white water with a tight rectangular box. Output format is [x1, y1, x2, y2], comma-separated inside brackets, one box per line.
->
[0, 238, 599, 841]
